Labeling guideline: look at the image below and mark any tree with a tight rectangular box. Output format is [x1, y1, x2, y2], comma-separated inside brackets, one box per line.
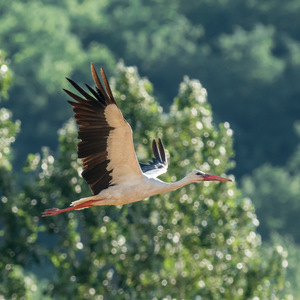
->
[242, 123, 300, 243]
[0, 51, 48, 300]
[241, 122, 300, 298]
[19, 63, 289, 299]
[0, 50, 18, 174]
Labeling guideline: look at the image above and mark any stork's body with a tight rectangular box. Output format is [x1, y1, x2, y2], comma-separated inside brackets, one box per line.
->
[77, 174, 202, 206]
[74, 176, 190, 206]
[42, 64, 231, 217]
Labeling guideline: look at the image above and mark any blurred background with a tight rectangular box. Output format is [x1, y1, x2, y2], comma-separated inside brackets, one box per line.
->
[1, 0, 300, 299]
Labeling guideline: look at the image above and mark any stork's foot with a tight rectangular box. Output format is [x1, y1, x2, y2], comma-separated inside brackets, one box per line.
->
[41, 207, 77, 217]
[41, 199, 101, 217]
[42, 208, 62, 217]
[41, 205, 89, 217]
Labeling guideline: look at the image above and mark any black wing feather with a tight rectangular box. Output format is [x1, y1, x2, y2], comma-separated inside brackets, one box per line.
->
[139, 139, 168, 177]
[64, 63, 118, 195]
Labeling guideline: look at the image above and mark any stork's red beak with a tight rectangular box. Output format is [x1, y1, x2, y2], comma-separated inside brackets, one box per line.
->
[203, 173, 232, 182]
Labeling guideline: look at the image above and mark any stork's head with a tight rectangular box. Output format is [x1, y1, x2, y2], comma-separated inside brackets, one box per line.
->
[189, 170, 232, 182]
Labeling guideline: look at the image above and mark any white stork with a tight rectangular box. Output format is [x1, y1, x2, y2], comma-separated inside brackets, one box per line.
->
[42, 64, 231, 217]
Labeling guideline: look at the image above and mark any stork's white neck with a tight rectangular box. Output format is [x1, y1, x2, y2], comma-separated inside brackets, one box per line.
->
[148, 175, 194, 196]
[166, 175, 195, 192]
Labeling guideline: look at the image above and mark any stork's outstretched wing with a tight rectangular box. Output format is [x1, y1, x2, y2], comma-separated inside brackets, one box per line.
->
[139, 138, 168, 178]
[64, 63, 143, 195]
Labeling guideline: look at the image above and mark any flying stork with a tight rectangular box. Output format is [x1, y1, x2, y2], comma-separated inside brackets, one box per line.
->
[42, 64, 231, 217]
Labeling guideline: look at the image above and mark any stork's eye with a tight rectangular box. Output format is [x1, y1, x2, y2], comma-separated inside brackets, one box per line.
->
[196, 172, 202, 176]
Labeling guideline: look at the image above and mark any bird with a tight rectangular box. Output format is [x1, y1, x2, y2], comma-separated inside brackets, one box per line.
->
[42, 64, 232, 217]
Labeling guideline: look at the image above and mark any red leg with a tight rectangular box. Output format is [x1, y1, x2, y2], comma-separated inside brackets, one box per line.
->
[41, 200, 100, 217]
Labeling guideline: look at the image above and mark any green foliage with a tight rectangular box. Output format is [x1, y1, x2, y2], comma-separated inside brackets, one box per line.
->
[0, 108, 20, 172]
[217, 25, 284, 83]
[0, 53, 18, 172]
[1, 63, 288, 299]
[0, 265, 49, 300]
[0, 51, 44, 300]
[240, 118, 300, 297]
[242, 123, 300, 243]
[261, 234, 300, 300]
[0, 50, 12, 101]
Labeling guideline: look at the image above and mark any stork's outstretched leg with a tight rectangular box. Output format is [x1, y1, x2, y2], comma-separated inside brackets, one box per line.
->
[41, 200, 100, 217]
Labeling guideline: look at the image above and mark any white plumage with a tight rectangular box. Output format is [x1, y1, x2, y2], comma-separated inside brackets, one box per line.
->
[42, 64, 231, 217]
